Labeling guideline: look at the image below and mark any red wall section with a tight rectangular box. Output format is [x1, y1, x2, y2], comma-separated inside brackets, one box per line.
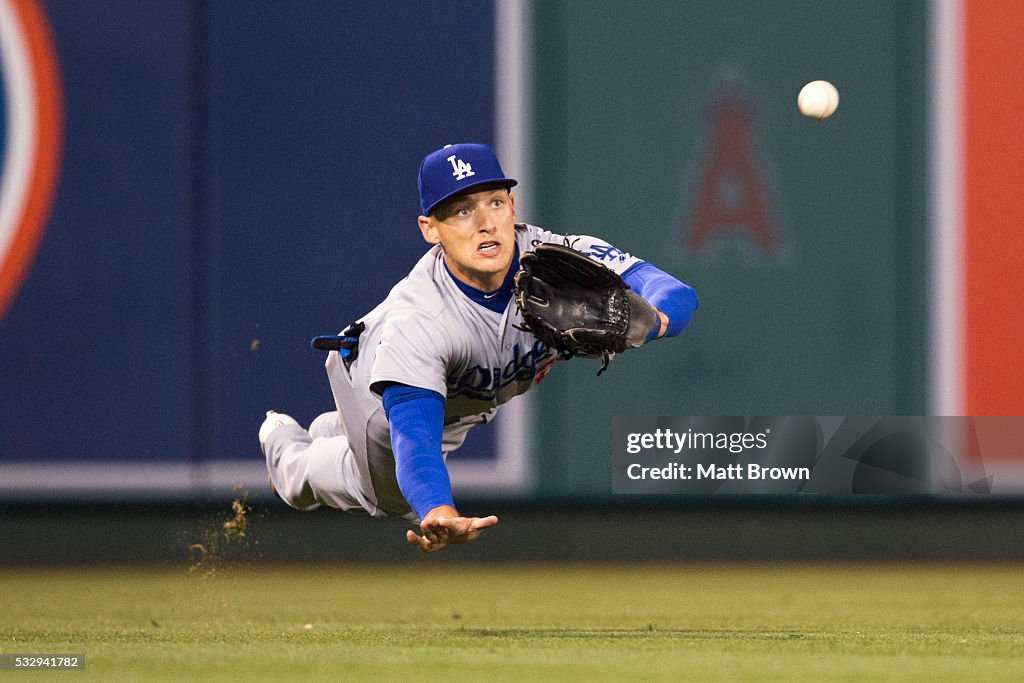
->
[964, 1, 1024, 414]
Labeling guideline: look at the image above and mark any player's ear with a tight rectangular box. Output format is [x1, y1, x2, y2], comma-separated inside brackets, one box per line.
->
[508, 191, 516, 218]
[418, 215, 440, 245]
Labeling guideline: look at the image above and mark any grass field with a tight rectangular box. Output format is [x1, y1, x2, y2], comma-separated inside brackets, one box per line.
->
[2, 563, 1023, 681]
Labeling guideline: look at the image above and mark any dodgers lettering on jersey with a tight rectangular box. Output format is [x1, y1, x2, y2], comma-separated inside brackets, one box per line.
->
[322, 223, 642, 512]
[450, 339, 550, 402]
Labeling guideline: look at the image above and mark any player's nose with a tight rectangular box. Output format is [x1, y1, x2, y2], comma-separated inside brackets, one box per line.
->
[475, 212, 497, 233]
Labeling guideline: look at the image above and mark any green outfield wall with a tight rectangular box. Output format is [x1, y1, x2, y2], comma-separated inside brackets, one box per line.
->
[528, 1, 930, 496]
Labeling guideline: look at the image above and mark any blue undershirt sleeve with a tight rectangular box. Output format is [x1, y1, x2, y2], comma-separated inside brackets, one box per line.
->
[381, 383, 454, 520]
[621, 262, 699, 341]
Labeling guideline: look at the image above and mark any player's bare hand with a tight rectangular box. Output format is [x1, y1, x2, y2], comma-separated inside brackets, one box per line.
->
[405, 505, 499, 553]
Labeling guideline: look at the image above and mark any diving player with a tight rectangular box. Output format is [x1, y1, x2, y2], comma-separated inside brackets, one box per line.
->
[260, 143, 698, 553]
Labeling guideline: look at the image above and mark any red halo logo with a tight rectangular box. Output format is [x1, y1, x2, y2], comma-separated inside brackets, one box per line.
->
[0, 0, 62, 320]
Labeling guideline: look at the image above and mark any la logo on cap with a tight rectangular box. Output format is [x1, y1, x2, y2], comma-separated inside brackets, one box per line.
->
[447, 154, 475, 181]
[418, 142, 517, 216]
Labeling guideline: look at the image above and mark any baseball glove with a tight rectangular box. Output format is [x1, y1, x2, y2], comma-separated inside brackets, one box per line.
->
[513, 242, 659, 375]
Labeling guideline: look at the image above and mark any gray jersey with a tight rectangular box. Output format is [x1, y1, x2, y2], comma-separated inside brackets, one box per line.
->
[324, 223, 641, 515]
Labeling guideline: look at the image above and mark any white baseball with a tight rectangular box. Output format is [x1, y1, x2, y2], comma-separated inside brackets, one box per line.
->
[797, 80, 839, 119]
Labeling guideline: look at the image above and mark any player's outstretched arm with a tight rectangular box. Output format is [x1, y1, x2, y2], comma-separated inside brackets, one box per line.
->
[381, 384, 500, 553]
[622, 262, 698, 341]
[406, 505, 499, 553]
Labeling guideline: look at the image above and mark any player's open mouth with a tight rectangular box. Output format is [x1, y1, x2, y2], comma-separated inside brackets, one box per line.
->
[478, 241, 500, 256]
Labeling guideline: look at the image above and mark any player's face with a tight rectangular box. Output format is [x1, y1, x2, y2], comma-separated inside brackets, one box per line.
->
[418, 187, 517, 292]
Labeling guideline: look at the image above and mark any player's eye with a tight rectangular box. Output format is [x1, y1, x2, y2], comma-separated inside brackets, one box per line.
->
[455, 207, 471, 217]
[491, 198, 504, 208]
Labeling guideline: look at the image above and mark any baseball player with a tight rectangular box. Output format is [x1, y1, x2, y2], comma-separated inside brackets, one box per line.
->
[259, 142, 698, 553]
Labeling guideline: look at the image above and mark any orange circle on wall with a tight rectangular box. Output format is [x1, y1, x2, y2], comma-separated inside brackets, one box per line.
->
[0, 0, 63, 320]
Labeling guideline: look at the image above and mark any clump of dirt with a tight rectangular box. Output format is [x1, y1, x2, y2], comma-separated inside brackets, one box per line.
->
[222, 499, 249, 539]
[186, 492, 258, 578]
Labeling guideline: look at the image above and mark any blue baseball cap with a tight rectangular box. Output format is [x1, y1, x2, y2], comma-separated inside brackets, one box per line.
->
[418, 143, 518, 215]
